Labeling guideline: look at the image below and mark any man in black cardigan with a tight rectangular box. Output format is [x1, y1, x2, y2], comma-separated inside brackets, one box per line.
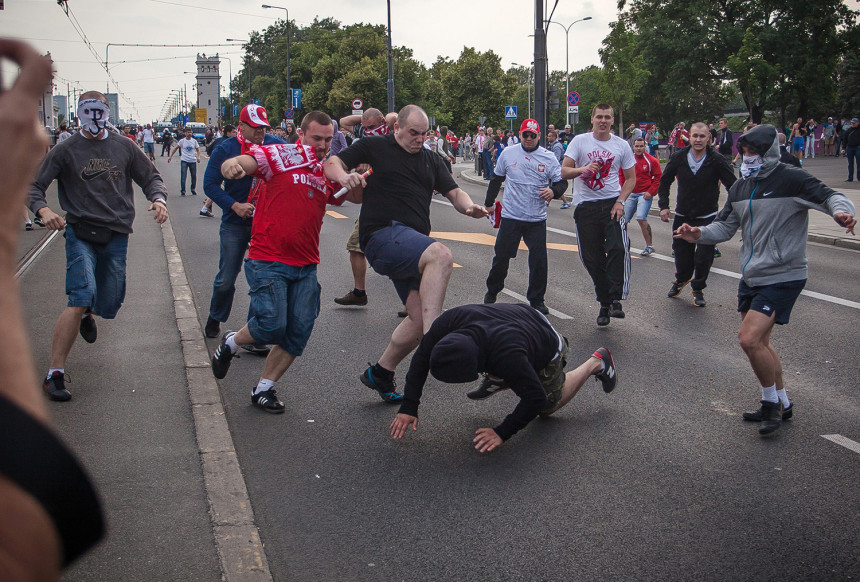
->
[658, 122, 737, 306]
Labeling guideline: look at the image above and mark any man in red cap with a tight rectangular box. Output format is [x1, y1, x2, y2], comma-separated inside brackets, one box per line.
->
[202, 104, 285, 345]
[482, 118, 567, 315]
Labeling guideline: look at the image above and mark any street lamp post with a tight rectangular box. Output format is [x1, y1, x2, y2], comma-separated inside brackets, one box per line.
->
[227, 38, 251, 103]
[386, 0, 395, 113]
[546, 16, 592, 128]
[262, 5, 291, 112]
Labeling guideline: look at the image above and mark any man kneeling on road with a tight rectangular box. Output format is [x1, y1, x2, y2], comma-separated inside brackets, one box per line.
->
[674, 124, 855, 435]
[210, 111, 361, 413]
[389, 303, 618, 453]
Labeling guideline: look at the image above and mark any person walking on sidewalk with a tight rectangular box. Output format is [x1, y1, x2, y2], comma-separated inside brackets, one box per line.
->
[202, 105, 284, 341]
[483, 119, 567, 315]
[620, 137, 662, 256]
[324, 104, 487, 403]
[658, 122, 737, 307]
[547, 129, 572, 209]
[28, 91, 169, 402]
[210, 112, 361, 413]
[843, 118, 860, 182]
[561, 103, 636, 327]
[674, 124, 855, 435]
[389, 304, 617, 453]
[167, 127, 200, 196]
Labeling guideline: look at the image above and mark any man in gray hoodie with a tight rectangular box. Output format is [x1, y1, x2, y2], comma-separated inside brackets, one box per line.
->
[29, 91, 169, 402]
[674, 124, 855, 436]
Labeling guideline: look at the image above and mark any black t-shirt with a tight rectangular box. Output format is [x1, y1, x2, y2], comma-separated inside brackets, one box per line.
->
[336, 133, 458, 240]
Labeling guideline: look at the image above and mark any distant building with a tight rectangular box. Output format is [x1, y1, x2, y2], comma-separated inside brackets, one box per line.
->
[195, 54, 221, 126]
[53, 95, 67, 126]
[105, 93, 120, 126]
[37, 52, 55, 128]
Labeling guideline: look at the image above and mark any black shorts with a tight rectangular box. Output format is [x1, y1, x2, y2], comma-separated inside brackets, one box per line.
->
[737, 278, 806, 325]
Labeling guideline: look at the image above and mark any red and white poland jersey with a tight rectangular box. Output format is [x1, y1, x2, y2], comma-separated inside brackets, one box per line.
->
[247, 143, 344, 267]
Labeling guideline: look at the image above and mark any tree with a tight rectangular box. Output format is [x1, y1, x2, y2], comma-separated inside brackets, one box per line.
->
[597, 19, 650, 133]
[725, 28, 779, 124]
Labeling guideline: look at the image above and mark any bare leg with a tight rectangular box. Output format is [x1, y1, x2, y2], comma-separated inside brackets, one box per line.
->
[349, 250, 367, 291]
[49, 305, 88, 368]
[638, 220, 653, 247]
[738, 310, 780, 387]
[540, 356, 604, 416]
[230, 325, 255, 346]
[259, 346, 296, 383]
[378, 290, 423, 370]
[415, 242, 453, 334]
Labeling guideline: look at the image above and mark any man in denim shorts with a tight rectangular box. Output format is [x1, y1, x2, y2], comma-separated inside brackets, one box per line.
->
[210, 111, 362, 413]
[325, 104, 487, 403]
[675, 124, 855, 435]
[389, 304, 618, 453]
[29, 91, 169, 402]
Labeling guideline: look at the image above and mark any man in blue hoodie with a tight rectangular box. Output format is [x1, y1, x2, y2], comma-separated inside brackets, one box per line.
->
[203, 105, 284, 341]
[674, 125, 855, 436]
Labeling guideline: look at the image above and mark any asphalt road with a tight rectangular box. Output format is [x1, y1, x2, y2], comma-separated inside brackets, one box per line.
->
[155, 155, 860, 582]
[20, 152, 859, 582]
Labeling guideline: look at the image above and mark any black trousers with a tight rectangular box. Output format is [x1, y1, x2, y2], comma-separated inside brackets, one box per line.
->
[573, 198, 630, 305]
[671, 215, 715, 291]
[486, 217, 547, 304]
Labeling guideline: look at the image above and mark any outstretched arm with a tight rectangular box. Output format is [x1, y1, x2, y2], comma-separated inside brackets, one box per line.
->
[444, 188, 489, 218]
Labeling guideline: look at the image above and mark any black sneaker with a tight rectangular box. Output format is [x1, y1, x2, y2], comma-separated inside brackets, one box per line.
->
[743, 401, 794, 422]
[240, 343, 271, 356]
[251, 388, 285, 414]
[713, 247, 722, 258]
[597, 306, 610, 326]
[609, 301, 625, 318]
[758, 400, 783, 435]
[531, 302, 550, 315]
[199, 208, 214, 217]
[360, 365, 403, 403]
[25, 221, 33, 231]
[211, 332, 238, 379]
[33, 217, 45, 228]
[397, 309, 408, 318]
[692, 290, 706, 307]
[592, 347, 617, 393]
[43, 371, 71, 402]
[467, 375, 509, 400]
[79, 313, 97, 343]
[483, 292, 497, 304]
[334, 290, 368, 306]
[204, 316, 220, 338]
[667, 280, 690, 298]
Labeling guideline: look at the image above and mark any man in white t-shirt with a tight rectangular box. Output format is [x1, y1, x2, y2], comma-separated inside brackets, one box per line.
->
[562, 103, 636, 326]
[167, 127, 201, 195]
[141, 123, 156, 161]
[483, 119, 568, 315]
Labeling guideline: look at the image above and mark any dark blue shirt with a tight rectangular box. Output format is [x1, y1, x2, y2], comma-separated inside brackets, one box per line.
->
[204, 134, 285, 223]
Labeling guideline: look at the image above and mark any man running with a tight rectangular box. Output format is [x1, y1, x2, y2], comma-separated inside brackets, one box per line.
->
[324, 104, 487, 402]
[674, 125, 855, 435]
[389, 303, 617, 453]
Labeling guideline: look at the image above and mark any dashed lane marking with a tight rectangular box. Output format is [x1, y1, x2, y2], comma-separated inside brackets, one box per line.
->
[822, 434, 860, 455]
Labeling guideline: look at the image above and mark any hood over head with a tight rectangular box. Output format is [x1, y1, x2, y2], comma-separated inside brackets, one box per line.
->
[737, 125, 781, 179]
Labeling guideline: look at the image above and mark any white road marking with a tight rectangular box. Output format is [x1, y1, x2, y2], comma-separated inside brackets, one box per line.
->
[822, 434, 860, 455]
[434, 199, 860, 311]
[500, 289, 572, 320]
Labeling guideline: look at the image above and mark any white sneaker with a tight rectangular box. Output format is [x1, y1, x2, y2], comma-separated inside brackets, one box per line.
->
[640, 246, 654, 256]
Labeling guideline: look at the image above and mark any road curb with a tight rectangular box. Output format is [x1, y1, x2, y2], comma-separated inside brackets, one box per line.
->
[160, 218, 274, 582]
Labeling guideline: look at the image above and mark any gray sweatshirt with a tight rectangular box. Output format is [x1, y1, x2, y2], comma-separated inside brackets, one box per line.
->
[29, 132, 168, 234]
[697, 125, 855, 286]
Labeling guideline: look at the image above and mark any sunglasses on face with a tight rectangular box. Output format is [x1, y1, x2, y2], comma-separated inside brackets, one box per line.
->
[522, 132, 538, 139]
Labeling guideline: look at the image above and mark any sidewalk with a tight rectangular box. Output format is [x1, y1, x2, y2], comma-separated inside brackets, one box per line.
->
[456, 155, 860, 250]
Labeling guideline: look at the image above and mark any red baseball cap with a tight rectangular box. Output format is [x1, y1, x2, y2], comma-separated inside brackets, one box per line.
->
[239, 104, 270, 128]
[520, 118, 540, 134]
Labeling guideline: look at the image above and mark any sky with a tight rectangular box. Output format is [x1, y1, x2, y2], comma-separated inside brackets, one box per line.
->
[1, 0, 614, 123]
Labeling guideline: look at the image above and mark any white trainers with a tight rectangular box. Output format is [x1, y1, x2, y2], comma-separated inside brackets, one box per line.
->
[640, 246, 654, 256]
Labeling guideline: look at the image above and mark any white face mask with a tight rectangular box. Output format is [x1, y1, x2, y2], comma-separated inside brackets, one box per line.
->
[740, 154, 763, 178]
[77, 99, 111, 135]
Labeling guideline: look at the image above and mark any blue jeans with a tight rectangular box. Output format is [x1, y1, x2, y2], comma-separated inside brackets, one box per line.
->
[243, 260, 321, 356]
[180, 160, 197, 194]
[481, 150, 494, 179]
[64, 225, 129, 319]
[208, 220, 253, 322]
[847, 146, 859, 180]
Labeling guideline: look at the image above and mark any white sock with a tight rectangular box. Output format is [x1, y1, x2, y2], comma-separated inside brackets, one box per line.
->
[777, 388, 790, 408]
[201, 206, 208, 212]
[254, 379, 275, 395]
[47, 368, 64, 380]
[225, 332, 239, 354]
[761, 385, 778, 403]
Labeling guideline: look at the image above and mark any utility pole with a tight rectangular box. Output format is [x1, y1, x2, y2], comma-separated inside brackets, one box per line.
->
[386, 0, 395, 113]
[533, 0, 547, 146]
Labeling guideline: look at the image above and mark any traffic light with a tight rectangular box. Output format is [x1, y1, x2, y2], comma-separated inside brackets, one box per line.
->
[548, 85, 559, 110]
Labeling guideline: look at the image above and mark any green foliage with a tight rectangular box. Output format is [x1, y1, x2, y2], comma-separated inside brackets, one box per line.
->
[597, 19, 650, 132]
